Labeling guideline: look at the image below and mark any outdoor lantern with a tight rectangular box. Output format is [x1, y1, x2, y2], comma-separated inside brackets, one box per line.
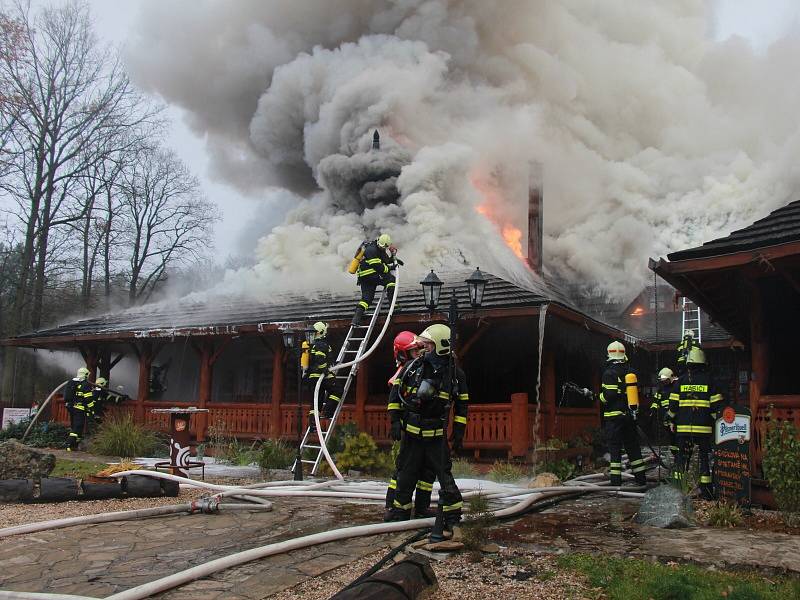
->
[465, 267, 488, 308]
[420, 269, 443, 310]
[281, 330, 295, 349]
[304, 324, 316, 344]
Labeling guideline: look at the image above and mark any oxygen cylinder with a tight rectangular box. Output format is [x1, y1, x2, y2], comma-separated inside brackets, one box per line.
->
[624, 373, 639, 409]
[347, 244, 365, 274]
[300, 341, 310, 370]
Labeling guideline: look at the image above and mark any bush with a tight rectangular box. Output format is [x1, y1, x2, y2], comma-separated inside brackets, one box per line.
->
[257, 439, 295, 470]
[334, 432, 393, 476]
[325, 421, 361, 456]
[763, 417, 800, 514]
[0, 417, 71, 448]
[488, 460, 527, 482]
[89, 414, 162, 457]
[451, 458, 478, 478]
[538, 459, 575, 481]
[461, 492, 496, 551]
[706, 501, 744, 528]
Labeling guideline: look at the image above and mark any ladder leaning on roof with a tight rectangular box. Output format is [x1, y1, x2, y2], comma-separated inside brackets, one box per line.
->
[680, 296, 702, 344]
[292, 286, 390, 476]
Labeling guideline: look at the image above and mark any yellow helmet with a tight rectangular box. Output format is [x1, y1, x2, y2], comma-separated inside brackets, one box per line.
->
[313, 321, 328, 338]
[77, 367, 90, 380]
[607, 341, 627, 362]
[658, 367, 674, 381]
[418, 324, 451, 356]
[377, 233, 391, 248]
[95, 377, 108, 387]
[686, 346, 706, 365]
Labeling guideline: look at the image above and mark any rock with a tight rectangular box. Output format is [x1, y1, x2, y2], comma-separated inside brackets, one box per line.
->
[0, 440, 55, 480]
[528, 472, 562, 488]
[423, 540, 464, 552]
[634, 484, 695, 528]
[480, 543, 500, 553]
[450, 526, 463, 542]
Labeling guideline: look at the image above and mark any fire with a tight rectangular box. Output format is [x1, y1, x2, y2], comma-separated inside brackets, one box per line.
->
[502, 225, 524, 259]
[471, 173, 525, 261]
[630, 306, 645, 316]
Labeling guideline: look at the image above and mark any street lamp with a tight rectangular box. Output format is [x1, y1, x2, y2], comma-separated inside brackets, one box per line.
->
[420, 270, 443, 311]
[465, 267, 488, 308]
[282, 328, 305, 481]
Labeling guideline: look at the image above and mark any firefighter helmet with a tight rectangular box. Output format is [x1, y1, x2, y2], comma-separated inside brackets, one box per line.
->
[658, 367, 674, 381]
[312, 321, 328, 338]
[377, 233, 391, 248]
[686, 346, 706, 365]
[393, 331, 420, 364]
[77, 367, 90, 380]
[607, 341, 627, 362]
[95, 377, 108, 388]
[419, 324, 451, 356]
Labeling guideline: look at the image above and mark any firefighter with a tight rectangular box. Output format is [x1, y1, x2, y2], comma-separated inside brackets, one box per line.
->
[385, 331, 436, 519]
[304, 321, 343, 426]
[651, 367, 679, 457]
[351, 233, 398, 326]
[385, 324, 468, 526]
[675, 330, 695, 373]
[91, 377, 129, 424]
[64, 367, 94, 451]
[669, 347, 722, 500]
[600, 341, 647, 486]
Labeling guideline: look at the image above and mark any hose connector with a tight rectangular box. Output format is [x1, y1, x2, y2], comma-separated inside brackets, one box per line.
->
[191, 497, 220, 514]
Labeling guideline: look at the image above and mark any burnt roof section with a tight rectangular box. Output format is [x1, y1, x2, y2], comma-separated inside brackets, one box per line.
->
[9, 269, 578, 343]
[611, 311, 732, 346]
[668, 199, 800, 261]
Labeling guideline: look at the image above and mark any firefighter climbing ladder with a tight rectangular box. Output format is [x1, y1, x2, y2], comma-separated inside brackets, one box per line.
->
[292, 287, 391, 476]
[680, 296, 702, 343]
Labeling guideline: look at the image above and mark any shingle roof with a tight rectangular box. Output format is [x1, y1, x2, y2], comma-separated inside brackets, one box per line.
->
[610, 311, 732, 346]
[668, 199, 800, 261]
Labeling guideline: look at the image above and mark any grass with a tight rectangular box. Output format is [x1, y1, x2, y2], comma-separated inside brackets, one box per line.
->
[51, 458, 109, 478]
[706, 502, 744, 528]
[558, 553, 800, 600]
[256, 439, 295, 470]
[89, 414, 163, 458]
[488, 460, 527, 483]
[451, 458, 479, 478]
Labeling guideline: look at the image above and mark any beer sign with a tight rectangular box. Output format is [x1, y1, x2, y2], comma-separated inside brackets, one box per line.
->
[713, 404, 751, 507]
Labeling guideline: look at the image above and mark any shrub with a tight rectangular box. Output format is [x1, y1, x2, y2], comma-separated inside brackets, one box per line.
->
[334, 432, 394, 476]
[257, 439, 295, 470]
[451, 458, 479, 478]
[706, 501, 744, 528]
[89, 414, 162, 457]
[0, 417, 71, 448]
[468, 492, 490, 514]
[461, 492, 496, 551]
[538, 459, 575, 481]
[325, 421, 360, 455]
[488, 460, 527, 482]
[763, 416, 800, 514]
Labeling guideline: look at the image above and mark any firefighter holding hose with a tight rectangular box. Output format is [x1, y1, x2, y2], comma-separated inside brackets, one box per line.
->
[385, 324, 468, 526]
[350, 233, 400, 327]
[64, 367, 94, 451]
[304, 321, 343, 426]
[600, 341, 647, 486]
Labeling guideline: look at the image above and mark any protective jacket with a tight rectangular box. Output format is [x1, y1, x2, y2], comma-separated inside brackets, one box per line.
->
[356, 240, 394, 284]
[64, 378, 95, 413]
[651, 380, 676, 418]
[668, 369, 723, 436]
[599, 361, 634, 419]
[306, 337, 335, 380]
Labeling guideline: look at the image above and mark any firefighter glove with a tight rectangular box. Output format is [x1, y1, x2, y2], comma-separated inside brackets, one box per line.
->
[451, 425, 465, 451]
[390, 419, 403, 441]
[395, 258, 404, 266]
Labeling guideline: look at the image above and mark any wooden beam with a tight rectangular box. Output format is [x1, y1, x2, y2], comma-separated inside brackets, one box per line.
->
[197, 340, 213, 441]
[210, 337, 232, 365]
[652, 240, 800, 274]
[110, 353, 125, 369]
[135, 342, 153, 423]
[459, 323, 490, 358]
[270, 341, 285, 437]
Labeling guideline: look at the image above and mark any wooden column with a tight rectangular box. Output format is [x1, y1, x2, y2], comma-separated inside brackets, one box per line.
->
[98, 348, 111, 380]
[270, 341, 285, 437]
[80, 345, 99, 381]
[197, 340, 213, 442]
[542, 351, 556, 440]
[135, 342, 153, 423]
[590, 363, 602, 427]
[510, 392, 530, 457]
[355, 357, 370, 430]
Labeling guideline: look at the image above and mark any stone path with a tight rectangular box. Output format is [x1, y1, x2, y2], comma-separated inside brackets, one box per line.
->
[0, 498, 401, 599]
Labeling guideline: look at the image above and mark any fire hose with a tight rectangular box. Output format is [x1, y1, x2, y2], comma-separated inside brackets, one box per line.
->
[21, 380, 70, 441]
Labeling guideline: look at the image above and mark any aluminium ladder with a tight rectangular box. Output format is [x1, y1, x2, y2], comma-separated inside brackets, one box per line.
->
[680, 296, 702, 344]
[292, 287, 390, 476]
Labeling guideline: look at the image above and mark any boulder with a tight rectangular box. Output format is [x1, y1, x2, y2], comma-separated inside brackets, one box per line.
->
[528, 472, 561, 488]
[0, 439, 55, 480]
[634, 484, 694, 528]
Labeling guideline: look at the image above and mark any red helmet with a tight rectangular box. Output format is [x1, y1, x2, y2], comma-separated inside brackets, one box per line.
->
[393, 331, 420, 364]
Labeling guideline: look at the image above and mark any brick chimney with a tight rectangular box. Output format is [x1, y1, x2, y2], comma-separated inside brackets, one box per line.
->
[526, 166, 543, 273]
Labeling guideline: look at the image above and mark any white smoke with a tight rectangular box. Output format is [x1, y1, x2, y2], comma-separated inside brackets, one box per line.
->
[127, 0, 800, 299]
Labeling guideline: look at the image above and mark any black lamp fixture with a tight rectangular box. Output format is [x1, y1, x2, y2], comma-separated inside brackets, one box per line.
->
[420, 269, 443, 310]
[465, 267, 488, 308]
[281, 330, 295, 350]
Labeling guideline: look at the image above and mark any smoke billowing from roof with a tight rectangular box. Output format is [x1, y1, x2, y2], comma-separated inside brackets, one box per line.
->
[127, 1, 800, 298]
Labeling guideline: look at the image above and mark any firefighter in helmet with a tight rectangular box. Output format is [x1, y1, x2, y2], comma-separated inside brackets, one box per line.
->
[385, 324, 468, 525]
[669, 347, 723, 500]
[305, 321, 343, 425]
[676, 330, 695, 374]
[351, 233, 399, 327]
[600, 341, 647, 486]
[651, 367, 679, 457]
[385, 331, 436, 519]
[90, 377, 129, 425]
[64, 367, 94, 451]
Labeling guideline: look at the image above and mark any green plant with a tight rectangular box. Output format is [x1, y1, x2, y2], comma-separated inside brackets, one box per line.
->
[461, 492, 496, 551]
[706, 501, 744, 528]
[763, 417, 800, 514]
[451, 458, 478, 478]
[89, 414, 162, 457]
[51, 459, 109, 478]
[325, 421, 361, 456]
[488, 460, 527, 482]
[0, 418, 71, 448]
[468, 492, 490, 513]
[544, 437, 566, 450]
[257, 439, 295, 470]
[334, 432, 393, 476]
[538, 459, 575, 481]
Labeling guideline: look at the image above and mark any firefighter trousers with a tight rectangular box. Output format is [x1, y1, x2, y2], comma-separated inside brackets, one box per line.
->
[385, 439, 436, 514]
[604, 417, 647, 486]
[673, 434, 714, 499]
[353, 274, 396, 325]
[308, 376, 343, 418]
[390, 434, 462, 522]
[68, 407, 87, 450]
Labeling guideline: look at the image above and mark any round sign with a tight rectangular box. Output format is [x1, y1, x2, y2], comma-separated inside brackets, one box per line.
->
[175, 418, 187, 432]
[722, 406, 736, 424]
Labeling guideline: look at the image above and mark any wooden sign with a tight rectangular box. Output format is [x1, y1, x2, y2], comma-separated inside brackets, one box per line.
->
[713, 404, 751, 507]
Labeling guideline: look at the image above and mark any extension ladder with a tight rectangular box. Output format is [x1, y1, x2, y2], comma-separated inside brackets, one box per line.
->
[680, 297, 702, 343]
[292, 287, 390, 476]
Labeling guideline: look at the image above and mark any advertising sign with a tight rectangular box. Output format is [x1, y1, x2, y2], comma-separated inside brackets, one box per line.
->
[713, 404, 751, 507]
[2, 408, 31, 429]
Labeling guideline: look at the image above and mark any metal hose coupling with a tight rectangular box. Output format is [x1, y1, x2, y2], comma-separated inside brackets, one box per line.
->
[190, 497, 220, 514]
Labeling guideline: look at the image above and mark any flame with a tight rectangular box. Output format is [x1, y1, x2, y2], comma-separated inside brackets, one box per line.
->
[472, 176, 525, 261]
[502, 225, 524, 259]
[630, 306, 645, 316]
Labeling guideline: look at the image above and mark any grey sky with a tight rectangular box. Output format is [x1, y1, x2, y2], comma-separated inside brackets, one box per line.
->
[82, 0, 800, 258]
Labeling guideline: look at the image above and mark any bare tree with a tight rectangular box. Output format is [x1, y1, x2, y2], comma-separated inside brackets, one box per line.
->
[117, 145, 219, 304]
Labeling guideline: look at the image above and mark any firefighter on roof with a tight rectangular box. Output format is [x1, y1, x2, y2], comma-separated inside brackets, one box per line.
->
[304, 321, 343, 425]
[600, 341, 647, 486]
[64, 367, 94, 451]
[651, 367, 679, 457]
[668, 347, 722, 500]
[385, 331, 437, 519]
[385, 324, 468, 526]
[351, 233, 399, 327]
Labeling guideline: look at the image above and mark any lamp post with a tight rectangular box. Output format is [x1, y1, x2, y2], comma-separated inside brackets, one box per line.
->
[282, 330, 303, 481]
[419, 267, 488, 541]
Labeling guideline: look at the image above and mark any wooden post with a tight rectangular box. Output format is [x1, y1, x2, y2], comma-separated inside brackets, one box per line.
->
[749, 281, 768, 474]
[590, 363, 601, 427]
[510, 392, 529, 457]
[98, 348, 111, 380]
[542, 351, 556, 440]
[197, 339, 213, 442]
[135, 342, 152, 423]
[80, 345, 99, 381]
[271, 340, 285, 437]
[355, 357, 369, 430]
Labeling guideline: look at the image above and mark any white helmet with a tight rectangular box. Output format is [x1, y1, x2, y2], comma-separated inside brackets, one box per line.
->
[686, 346, 706, 365]
[312, 321, 328, 338]
[377, 233, 391, 248]
[77, 367, 90, 380]
[607, 341, 627, 362]
[658, 367, 674, 382]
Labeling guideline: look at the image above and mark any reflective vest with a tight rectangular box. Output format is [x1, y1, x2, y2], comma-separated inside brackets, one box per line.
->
[599, 361, 632, 419]
[669, 369, 723, 435]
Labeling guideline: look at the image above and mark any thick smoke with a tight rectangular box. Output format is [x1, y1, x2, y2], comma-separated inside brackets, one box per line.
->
[128, 0, 800, 298]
